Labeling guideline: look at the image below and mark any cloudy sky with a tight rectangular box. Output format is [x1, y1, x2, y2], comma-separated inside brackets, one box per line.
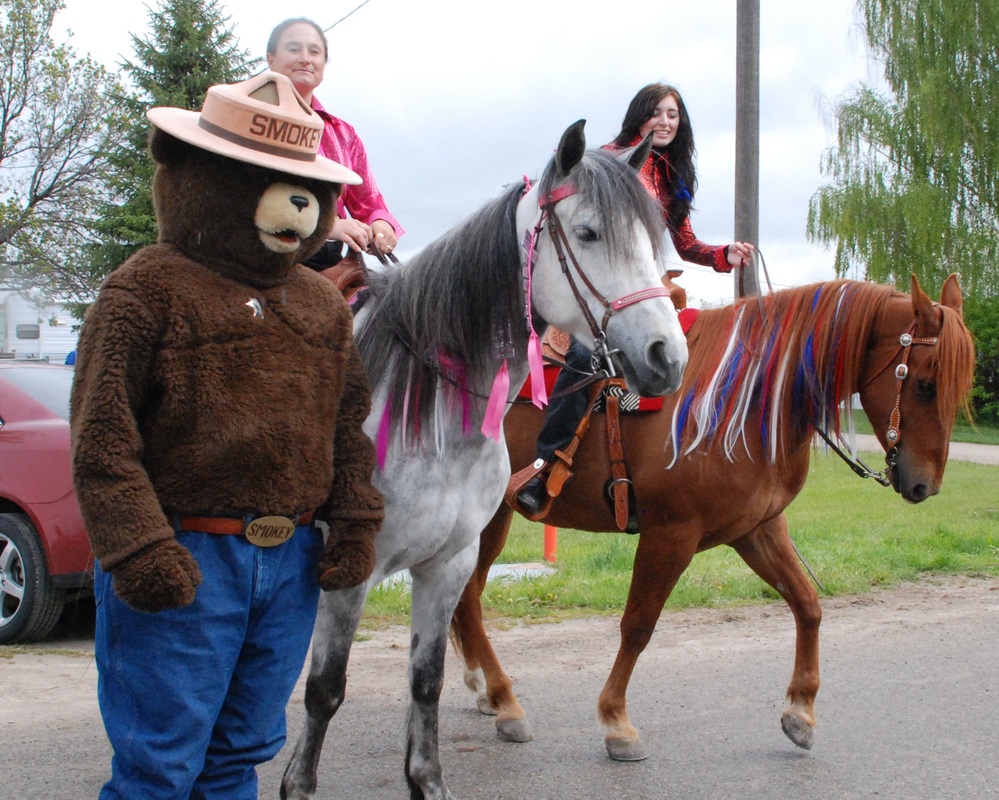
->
[56, 0, 878, 307]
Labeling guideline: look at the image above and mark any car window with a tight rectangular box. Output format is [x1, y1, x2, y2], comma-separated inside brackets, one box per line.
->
[0, 367, 74, 421]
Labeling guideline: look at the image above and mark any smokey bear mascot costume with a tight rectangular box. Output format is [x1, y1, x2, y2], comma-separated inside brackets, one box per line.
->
[70, 72, 385, 799]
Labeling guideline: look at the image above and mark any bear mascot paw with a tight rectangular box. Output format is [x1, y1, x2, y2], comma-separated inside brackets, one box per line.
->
[112, 539, 203, 612]
[317, 538, 377, 591]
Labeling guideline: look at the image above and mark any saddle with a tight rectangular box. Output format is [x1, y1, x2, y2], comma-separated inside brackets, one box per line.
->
[506, 372, 636, 532]
[506, 330, 639, 532]
[315, 245, 401, 305]
[319, 251, 368, 304]
[506, 271, 696, 533]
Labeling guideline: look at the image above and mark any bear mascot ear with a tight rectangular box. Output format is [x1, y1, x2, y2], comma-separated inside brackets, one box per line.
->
[149, 126, 189, 167]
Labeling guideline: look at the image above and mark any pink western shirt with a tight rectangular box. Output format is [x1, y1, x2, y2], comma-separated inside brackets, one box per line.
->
[312, 98, 404, 238]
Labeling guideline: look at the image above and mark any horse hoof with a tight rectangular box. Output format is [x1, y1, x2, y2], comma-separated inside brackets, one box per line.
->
[496, 716, 533, 742]
[476, 694, 498, 716]
[605, 736, 649, 761]
[781, 711, 814, 750]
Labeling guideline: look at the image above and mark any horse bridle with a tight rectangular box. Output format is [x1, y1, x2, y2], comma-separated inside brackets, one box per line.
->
[815, 321, 939, 485]
[534, 184, 672, 376]
[415, 179, 676, 411]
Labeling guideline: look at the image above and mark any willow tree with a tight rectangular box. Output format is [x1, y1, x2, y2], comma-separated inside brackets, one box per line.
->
[807, 0, 999, 299]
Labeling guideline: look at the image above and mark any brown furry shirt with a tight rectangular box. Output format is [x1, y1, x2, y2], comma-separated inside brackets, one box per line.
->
[70, 243, 382, 571]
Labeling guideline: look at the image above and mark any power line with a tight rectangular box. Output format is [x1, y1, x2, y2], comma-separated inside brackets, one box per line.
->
[324, 0, 375, 33]
[252, 1, 376, 76]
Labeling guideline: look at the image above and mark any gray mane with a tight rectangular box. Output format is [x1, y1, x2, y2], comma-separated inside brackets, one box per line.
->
[355, 148, 666, 438]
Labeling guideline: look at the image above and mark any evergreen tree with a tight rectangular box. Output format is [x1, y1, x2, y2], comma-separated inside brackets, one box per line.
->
[807, 0, 999, 299]
[87, 0, 254, 291]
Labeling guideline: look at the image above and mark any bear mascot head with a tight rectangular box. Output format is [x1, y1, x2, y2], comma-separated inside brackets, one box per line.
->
[147, 71, 352, 287]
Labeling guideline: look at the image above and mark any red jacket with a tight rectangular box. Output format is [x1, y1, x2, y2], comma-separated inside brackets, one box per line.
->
[603, 140, 730, 273]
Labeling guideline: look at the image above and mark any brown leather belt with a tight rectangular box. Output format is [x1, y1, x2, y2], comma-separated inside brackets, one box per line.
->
[176, 511, 315, 535]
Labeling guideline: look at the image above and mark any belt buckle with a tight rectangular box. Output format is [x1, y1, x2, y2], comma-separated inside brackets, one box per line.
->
[243, 515, 296, 547]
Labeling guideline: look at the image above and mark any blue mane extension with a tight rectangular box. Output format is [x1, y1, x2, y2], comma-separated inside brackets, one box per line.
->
[784, 285, 825, 423]
[793, 333, 816, 422]
[675, 388, 696, 442]
[710, 336, 747, 435]
[757, 322, 780, 407]
[811, 284, 824, 310]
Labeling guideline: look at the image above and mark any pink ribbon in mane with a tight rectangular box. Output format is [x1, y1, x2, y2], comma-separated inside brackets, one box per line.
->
[480, 176, 550, 441]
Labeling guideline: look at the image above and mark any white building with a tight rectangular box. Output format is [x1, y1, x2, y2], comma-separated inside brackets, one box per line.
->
[0, 290, 80, 363]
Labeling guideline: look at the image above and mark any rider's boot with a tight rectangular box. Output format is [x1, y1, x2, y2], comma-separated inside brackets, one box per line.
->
[516, 474, 549, 516]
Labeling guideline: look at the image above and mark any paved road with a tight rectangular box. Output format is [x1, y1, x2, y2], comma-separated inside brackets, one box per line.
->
[5, 576, 998, 799]
[852, 433, 999, 465]
[5, 441, 996, 799]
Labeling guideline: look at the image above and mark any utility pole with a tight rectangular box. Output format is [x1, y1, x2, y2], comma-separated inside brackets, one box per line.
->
[734, 0, 760, 297]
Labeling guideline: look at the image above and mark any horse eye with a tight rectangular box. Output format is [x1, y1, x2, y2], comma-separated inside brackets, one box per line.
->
[573, 225, 599, 242]
[916, 379, 937, 401]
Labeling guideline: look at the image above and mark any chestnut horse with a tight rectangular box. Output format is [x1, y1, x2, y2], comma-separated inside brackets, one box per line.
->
[451, 274, 975, 762]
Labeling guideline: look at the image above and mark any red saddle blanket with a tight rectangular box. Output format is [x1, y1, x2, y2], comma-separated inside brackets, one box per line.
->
[517, 308, 700, 411]
[516, 367, 665, 412]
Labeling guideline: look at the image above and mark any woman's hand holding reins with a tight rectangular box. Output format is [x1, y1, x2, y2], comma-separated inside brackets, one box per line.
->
[726, 241, 755, 268]
[331, 217, 373, 253]
[370, 219, 398, 255]
[330, 217, 398, 255]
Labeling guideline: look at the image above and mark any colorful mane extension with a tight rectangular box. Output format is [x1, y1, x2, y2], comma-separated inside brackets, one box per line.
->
[671, 282, 864, 466]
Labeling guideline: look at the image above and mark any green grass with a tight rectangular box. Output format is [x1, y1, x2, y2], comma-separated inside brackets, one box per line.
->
[847, 413, 999, 445]
[950, 419, 999, 444]
[360, 450, 999, 627]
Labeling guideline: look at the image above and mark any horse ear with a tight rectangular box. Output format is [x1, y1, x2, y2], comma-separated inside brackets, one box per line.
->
[620, 132, 654, 171]
[556, 119, 587, 177]
[910, 273, 942, 332]
[939, 273, 964, 318]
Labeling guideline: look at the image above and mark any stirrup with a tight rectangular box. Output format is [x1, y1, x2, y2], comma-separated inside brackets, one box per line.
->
[506, 459, 555, 521]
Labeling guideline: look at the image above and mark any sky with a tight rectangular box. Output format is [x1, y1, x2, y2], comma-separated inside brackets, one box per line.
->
[55, 0, 879, 308]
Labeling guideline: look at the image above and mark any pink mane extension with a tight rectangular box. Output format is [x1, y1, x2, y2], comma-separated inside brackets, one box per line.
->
[437, 351, 473, 436]
[410, 376, 422, 445]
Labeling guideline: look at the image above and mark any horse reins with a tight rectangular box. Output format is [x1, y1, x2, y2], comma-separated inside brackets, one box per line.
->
[816, 321, 939, 485]
[367, 181, 675, 408]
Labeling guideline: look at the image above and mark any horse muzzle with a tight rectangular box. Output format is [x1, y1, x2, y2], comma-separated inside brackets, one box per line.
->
[617, 338, 688, 398]
[887, 447, 940, 504]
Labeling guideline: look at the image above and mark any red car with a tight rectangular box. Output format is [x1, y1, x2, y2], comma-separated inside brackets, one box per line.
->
[0, 361, 93, 644]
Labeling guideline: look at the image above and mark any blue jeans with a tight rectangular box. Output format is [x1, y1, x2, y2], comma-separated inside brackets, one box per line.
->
[94, 524, 323, 799]
[536, 336, 592, 461]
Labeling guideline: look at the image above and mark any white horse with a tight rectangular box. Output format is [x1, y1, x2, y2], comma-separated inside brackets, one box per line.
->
[281, 120, 688, 800]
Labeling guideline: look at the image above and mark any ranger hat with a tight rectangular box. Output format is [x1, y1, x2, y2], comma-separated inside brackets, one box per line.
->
[147, 70, 361, 185]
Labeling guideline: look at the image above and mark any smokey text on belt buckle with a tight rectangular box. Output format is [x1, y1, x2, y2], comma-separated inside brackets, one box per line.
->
[244, 516, 296, 547]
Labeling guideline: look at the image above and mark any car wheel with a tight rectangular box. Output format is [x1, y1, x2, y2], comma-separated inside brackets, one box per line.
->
[0, 513, 67, 644]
